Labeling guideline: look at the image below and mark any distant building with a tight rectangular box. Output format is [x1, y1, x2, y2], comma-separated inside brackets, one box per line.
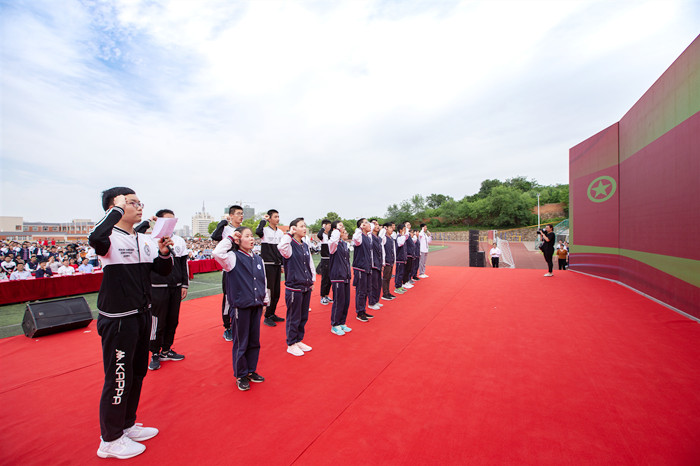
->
[176, 225, 191, 238]
[0, 216, 96, 242]
[192, 203, 215, 237]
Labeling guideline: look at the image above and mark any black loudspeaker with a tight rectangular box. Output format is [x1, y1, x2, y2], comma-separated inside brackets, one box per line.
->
[22, 297, 93, 338]
[468, 230, 481, 267]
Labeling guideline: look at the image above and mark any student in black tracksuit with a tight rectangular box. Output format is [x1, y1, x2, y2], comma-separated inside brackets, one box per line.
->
[329, 221, 352, 336]
[394, 223, 409, 293]
[211, 205, 244, 341]
[278, 218, 316, 357]
[404, 229, 416, 285]
[380, 222, 396, 300]
[316, 219, 332, 305]
[352, 218, 374, 322]
[213, 226, 269, 391]
[367, 219, 384, 310]
[411, 231, 421, 281]
[135, 210, 189, 371]
[256, 209, 286, 328]
[89, 187, 173, 460]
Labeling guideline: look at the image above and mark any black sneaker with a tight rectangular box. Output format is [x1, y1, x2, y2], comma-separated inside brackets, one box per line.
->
[356, 312, 369, 322]
[247, 372, 265, 383]
[159, 349, 185, 361]
[148, 354, 161, 371]
[381, 295, 395, 301]
[237, 377, 250, 391]
[270, 315, 285, 322]
[263, 317, 277, 327]
[223, 328, 233, 341]
[327, 297, 333, 303]
[365, 312, 374, 319]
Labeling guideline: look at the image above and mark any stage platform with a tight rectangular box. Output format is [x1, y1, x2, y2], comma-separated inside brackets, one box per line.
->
[2, 266, 699, 465]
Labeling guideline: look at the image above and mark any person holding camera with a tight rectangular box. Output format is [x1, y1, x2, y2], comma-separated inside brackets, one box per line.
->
[539, 224, 556, 277]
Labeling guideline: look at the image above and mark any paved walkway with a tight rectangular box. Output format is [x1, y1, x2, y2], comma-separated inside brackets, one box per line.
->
[429, 240, 550, 270]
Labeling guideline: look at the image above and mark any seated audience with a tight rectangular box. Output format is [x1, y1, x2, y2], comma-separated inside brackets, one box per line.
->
[10, 262, 32, 280]
[78, 258, 94, 273]
[57, 258, 75, 276]
[35, 260, 53, 278]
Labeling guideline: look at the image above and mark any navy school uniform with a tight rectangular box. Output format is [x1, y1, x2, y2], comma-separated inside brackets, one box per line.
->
[328, 230, 351, 326]
[278, 234, 316, 346]
[351, 229, 372, 314]
[411, 235, 421, 279]
[369, 234, 383, 305]
[213, 238, 267, 378]
[404, 235, 415, 284]
[395, 233, 408, 288]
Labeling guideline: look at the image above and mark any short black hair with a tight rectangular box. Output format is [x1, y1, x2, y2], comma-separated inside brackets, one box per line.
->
[101, 187, 135, 211]
[397, 223, 406, 233]
[383, 222, 393, 228]
[267, 209, 278, 216]
[155, 209, 175, 217]
[230, 226, 251, 252]
[420, 223, 426, 228]
[321, 219, 331, 226]
[229, 205, 243, 214]
[369, 218, 377, 223]
[356, 218, 367, 228]
[331, 220, 343, 231]
[290, 217, 305, 228]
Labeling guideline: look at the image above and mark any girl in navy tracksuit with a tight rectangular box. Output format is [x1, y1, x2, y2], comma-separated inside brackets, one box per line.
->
[213, 226, 269, 391]
[277, 218, 316, 356]
[329, 221, 352, 335]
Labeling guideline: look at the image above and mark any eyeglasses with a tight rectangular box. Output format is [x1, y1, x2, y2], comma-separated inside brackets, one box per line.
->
[126, 201, 145, 209]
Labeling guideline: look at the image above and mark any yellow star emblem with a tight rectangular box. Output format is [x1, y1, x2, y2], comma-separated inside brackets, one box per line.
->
[591, 180, 609, 198]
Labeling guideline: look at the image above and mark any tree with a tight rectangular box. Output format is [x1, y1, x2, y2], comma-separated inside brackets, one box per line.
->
[504, 176, 537, 193]
[207, 221, 219, 234]
[410, 194, 426, 216]
[475, 179, 502, 199]
[426, 193, 453, 209]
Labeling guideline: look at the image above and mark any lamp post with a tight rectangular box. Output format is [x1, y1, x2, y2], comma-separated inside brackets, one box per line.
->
[537, 193, 541, 240]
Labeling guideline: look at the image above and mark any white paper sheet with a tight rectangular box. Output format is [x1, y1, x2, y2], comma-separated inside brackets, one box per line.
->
[151, 217, 178, 239]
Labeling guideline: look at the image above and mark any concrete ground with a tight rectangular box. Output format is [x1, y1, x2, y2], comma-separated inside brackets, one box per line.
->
[428, 240, 551, 270]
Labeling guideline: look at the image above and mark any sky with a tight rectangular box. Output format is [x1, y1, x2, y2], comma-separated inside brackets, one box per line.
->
[1, 0, 698, 227]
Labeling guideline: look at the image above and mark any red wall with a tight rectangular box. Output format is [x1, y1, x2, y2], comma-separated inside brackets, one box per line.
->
[569, 36, 700, 320]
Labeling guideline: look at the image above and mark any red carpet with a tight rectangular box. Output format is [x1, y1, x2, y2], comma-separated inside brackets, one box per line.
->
[2, 267, 700, 465]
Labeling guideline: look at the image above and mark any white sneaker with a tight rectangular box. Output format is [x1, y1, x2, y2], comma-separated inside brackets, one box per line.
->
[544, 273, 553, 277]
[376, 303, 384, 307]
[403, 283, 414, 289]
[296, 341, 312, 352]
[287, 344, 304, 356]
[123, 423, 158, 441]
[331, 325, 345, 336]
[419, 274, 429, 278]
[367, 304, 380, 310]
[97, 435, 146, 459]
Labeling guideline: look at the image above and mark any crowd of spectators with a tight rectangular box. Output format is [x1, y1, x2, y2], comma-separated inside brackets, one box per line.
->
[2, 234, 323, 282]
[0, 240, 100, 281]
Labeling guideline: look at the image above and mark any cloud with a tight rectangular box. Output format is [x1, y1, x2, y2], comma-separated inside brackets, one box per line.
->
[1, 0, 698, 226]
